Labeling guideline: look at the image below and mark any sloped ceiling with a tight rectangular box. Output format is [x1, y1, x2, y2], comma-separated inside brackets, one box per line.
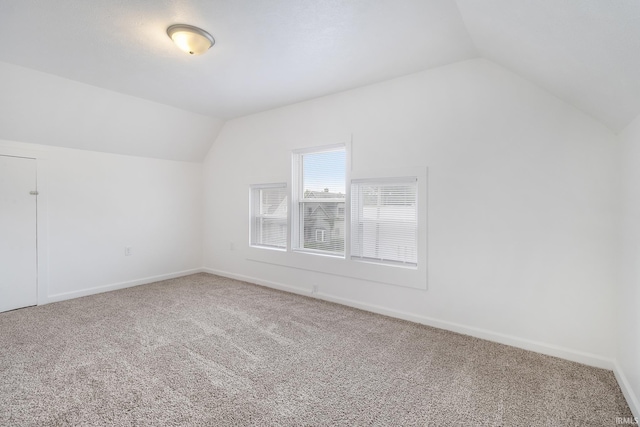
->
[456, 0, 640, 132]
[0, 0, 638, 143]
[0, 0, 477, 120]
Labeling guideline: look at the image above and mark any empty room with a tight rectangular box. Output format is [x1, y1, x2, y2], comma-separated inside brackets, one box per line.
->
[1, 0, 639, 425]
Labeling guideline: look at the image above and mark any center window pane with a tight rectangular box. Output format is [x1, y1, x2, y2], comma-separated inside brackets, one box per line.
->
[300, 149, 346, 255]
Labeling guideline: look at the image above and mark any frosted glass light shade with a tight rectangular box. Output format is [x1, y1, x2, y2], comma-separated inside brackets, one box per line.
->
[167, 24, 214, 55]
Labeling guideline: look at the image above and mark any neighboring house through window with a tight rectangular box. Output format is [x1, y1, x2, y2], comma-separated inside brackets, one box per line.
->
[292, 145, 346, 255]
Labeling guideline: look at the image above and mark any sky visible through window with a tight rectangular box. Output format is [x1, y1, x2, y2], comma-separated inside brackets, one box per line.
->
[302, 149, 345, 194]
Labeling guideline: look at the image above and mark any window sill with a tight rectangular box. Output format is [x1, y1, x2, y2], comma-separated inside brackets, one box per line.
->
[249, 245, 287, 252]
[351, 257, 418, 270]
[246, 245, 427, 290]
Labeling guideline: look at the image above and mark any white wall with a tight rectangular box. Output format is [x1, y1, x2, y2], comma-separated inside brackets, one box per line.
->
[0, 139, 203, 302]
[203, 58, 619, 366]
[0, 59, 217, 303]
[618, 114, 640, 416]
[0, 61, 223, 162]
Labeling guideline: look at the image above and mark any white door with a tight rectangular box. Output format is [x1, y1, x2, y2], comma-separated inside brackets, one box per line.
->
[0, 155, 37, 312]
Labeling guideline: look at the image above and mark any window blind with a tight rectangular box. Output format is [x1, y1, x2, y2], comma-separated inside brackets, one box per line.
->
[250, 184, 287, 249]
[351, 178, 418, 266]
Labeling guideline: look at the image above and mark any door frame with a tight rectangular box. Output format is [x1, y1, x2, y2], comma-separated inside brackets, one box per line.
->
[0, 141, 49, 306]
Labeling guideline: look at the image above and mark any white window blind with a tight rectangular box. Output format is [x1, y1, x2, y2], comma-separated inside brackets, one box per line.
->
[351, 178, 418, 266]
[293, 146, 346, 255]
[250, 184, 287, 249]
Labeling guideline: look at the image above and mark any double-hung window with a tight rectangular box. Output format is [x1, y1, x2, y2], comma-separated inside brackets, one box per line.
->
[292, 145, 346, 256]
[250, 183, 288, 250]
[249, 144, 425, 288]
[351, 178, 418, 266]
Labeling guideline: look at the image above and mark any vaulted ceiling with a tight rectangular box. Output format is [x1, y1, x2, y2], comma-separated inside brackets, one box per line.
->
[0, 0, 639, 132]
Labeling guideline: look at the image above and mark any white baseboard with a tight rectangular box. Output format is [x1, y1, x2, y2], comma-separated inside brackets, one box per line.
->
[201, 268, 312, 297]
[316, 292, 614, 370]
[45, 268, 205, 304]
[203, 267, 614, 370]
[614, 360, 640, 419]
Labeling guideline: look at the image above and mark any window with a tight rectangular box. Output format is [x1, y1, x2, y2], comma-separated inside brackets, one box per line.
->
[292, 145, 346, 255]
[351, 178, 418, 266]
[250, 184, 287, 249]
[248, 151, 426, 289]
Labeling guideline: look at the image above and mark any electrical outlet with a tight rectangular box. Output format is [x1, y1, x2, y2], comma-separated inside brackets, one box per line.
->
[124, 247, 132, 256]
[312, 285, 318, 294]
[229, 241, 235, 251]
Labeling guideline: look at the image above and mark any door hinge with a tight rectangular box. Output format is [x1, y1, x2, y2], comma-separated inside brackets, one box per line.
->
[29, 191, 39, 196]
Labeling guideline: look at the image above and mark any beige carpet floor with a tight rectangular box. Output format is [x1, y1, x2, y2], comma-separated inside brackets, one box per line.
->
[0, 273, 632, 426]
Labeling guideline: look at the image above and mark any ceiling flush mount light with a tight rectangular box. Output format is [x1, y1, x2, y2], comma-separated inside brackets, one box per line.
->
[167, 24, 215, 55]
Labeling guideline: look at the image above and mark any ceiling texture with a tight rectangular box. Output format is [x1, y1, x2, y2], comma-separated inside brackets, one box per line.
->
[0, 0, 639, 132]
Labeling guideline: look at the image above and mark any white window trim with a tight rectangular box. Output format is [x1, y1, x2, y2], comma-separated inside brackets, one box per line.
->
[291, 143, 350, 257]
